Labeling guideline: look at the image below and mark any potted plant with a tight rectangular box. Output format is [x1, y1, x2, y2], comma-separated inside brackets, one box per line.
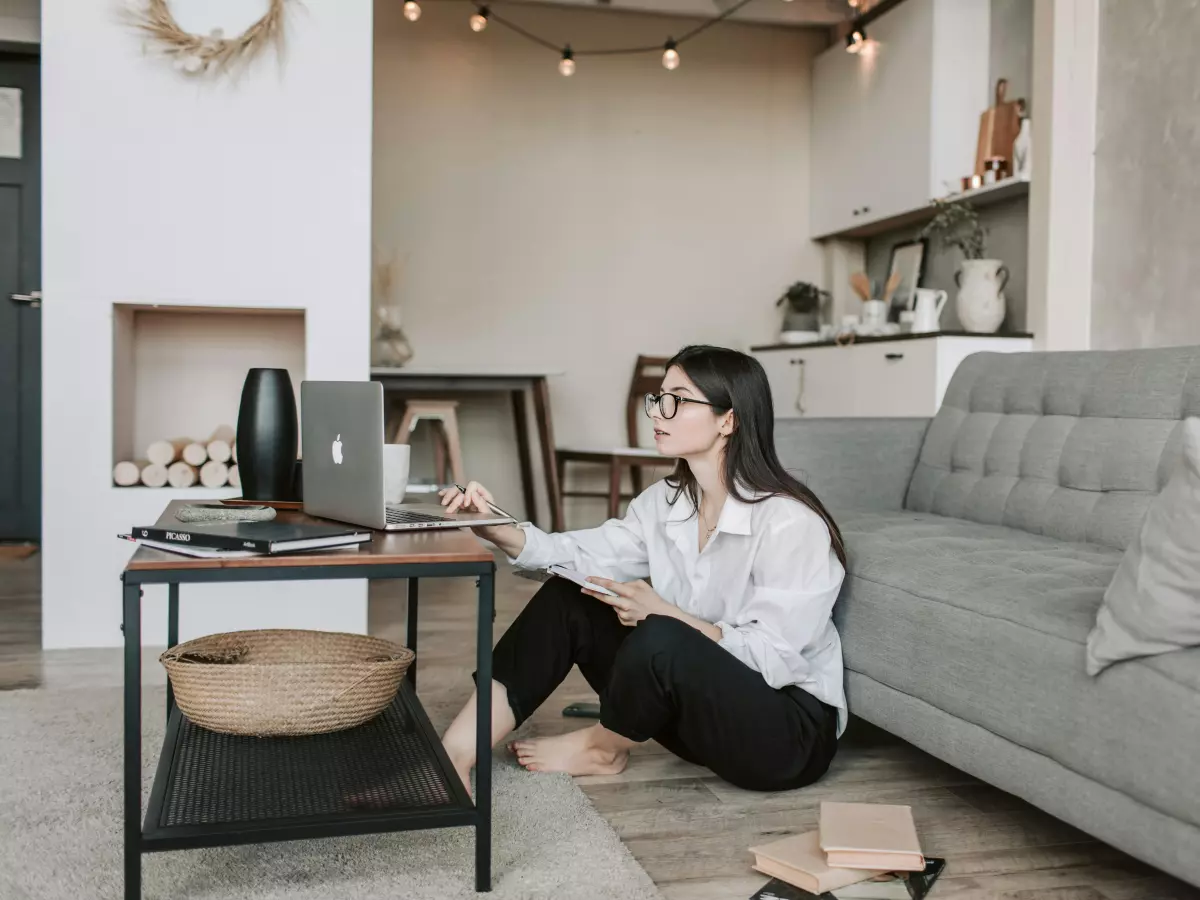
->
[919, 197, 1008, 333]
[776, 281, 830, 337]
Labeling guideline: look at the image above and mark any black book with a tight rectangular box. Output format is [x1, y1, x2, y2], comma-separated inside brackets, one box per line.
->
[132, 521, 372, 555]
[751, 859, 945, 900]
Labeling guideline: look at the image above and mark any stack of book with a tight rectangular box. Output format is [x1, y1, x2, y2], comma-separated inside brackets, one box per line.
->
[122, 521, 372, 559]
[749, 802, 944, 900]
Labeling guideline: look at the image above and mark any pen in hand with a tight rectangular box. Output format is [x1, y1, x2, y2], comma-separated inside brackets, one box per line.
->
[453, 483, 515, 520]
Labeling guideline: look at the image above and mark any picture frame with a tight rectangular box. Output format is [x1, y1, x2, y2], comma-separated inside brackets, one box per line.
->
[886, 238, 927, 322]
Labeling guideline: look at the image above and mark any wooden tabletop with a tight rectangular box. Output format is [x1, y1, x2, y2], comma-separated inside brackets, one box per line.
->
[124, 501, 496, 572]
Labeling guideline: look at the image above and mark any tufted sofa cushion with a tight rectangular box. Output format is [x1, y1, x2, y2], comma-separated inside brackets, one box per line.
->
[905, 347, 1200, 550]
[834, 509, 1200, 834]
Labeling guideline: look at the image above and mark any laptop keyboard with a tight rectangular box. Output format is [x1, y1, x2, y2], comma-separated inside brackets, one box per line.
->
[385, 508, 455, 525]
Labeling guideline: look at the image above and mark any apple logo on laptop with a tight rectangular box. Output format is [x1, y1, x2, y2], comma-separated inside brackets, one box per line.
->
[332, 434, 344, 465]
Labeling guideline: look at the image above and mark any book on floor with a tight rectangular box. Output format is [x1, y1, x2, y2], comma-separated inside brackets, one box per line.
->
[129, 521, 372, 555]
[750, 831, 887, 895]
[819, 802, 925, 872]
[825, 858, 945, 899]
[751, 878, 823, 900]
[750, 858, 945, 900]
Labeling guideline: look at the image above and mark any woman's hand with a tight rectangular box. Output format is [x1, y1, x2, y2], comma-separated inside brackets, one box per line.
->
[582, 578, 674, 627]
[439, 481, 526, 557]
[439, 480, 495, 516]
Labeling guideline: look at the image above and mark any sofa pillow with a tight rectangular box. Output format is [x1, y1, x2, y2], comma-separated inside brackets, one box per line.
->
[1086, 417, 1200, 675]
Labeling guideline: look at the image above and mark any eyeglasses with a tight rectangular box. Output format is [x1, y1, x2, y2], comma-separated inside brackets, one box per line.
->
[644, 392, 724, 420]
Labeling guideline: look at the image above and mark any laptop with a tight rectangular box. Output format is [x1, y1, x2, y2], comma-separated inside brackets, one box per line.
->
[301, 381, 517, 531]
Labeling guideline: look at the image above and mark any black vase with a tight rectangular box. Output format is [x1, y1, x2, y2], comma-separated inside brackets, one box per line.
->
[236, 368, 298, 501]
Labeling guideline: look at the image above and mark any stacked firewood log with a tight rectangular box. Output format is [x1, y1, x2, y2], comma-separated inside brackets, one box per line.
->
[113, 425, 241, 489]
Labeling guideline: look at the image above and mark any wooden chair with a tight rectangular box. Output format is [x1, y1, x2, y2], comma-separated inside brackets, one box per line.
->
[389, 399, 467, 486]
[556, 355, 673, 521]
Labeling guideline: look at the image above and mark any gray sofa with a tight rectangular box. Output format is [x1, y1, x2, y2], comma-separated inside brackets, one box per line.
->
[776, 346, 1200, 887]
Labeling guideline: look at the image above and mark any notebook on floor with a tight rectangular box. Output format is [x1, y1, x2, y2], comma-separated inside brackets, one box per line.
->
[750, 831, 887, 895]
[819, 802, 925, 872]
[751, 858, 945, 900]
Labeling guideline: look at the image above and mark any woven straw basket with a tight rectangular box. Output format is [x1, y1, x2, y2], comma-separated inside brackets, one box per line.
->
[160, 629, 415, 737]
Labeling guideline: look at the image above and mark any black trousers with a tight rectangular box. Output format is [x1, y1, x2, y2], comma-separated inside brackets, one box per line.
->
[486, 576, 839, 792]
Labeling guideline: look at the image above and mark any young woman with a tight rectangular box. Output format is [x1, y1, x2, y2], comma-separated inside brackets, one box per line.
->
[438, 344, 847, 794]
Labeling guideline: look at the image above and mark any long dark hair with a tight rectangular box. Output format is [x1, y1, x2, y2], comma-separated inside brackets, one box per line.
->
[662, 344, 847, 568]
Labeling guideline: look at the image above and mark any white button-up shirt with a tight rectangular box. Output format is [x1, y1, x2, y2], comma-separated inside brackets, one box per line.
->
[512, 478, 847, 736]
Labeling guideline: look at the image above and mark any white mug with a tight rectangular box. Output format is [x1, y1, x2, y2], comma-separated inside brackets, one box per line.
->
[382, 444, 411, 506]
[912, 288, 949, 333]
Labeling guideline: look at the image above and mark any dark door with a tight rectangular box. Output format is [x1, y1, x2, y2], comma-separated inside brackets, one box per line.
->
[0, 53, 40, 541]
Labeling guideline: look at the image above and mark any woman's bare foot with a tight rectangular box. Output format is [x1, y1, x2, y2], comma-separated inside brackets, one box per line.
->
[509, 725, 630, 776]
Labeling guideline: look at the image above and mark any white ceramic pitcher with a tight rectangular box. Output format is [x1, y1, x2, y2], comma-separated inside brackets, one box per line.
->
[912, 288, 948, 333]
[955, 259, 1009, 332]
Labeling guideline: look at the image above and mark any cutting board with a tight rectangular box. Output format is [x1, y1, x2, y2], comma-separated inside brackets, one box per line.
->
[974, 78, 1023, 177]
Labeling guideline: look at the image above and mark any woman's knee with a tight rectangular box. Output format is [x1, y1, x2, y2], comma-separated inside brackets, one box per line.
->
[525, 575, 610, 620]
[528, 574, 582, 608]
[612, 614, 691, 674]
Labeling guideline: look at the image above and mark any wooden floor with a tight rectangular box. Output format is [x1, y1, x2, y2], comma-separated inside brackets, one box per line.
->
[3, 549, 1197, 900]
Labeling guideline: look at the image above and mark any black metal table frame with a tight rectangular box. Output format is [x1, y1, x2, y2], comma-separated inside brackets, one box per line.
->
[121, 559, 496, 899]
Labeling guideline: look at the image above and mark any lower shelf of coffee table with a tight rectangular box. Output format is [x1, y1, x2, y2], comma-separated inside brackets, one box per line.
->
[142, 684, 476, 851]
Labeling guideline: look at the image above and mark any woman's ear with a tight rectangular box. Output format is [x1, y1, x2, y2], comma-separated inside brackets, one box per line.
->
[720, 411, 736, 436]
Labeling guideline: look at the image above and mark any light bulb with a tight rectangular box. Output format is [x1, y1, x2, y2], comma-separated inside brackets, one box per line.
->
[469, 7, 489, 31]
[559, 49, 575, 76]
[845, 28, 865, 53]
[403, 0, 421, 21]
[662, 40, 680, 70]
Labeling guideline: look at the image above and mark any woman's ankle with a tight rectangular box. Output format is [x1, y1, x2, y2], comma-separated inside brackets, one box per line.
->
[439, 679, 518, 775]
[585, 722, 638, 756]
[441, 714, 476, 763]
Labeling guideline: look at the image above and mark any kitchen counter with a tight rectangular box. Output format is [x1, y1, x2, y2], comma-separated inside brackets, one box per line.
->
[750, 330, 1034, 353]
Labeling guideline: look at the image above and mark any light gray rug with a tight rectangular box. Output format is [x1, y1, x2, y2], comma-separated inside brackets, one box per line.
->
[0, 687, 661, 900]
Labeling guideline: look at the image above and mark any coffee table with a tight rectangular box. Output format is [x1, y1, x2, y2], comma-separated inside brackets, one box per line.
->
[120, 501, 496, 898]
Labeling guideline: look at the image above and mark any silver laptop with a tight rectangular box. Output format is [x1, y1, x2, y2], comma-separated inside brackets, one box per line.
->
[301, 381, 516, 531]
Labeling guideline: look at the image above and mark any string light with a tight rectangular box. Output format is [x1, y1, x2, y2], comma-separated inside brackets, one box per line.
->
[662, 38, 680, 70]
[558, 47, 576, 76]
[403, 0, 421, 21]
[453, 0, 865, 76]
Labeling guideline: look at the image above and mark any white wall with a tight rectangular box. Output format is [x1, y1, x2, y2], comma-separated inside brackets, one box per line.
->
[42, 0, 374, 648]
[1091, 0, 1200, 349]
[1026, 0, 1097, 351]
[373, 0, 825, 523]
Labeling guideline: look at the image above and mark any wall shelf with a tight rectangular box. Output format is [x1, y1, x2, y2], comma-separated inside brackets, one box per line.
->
[111, 303, 306, 475]
[815, 176, 1031, 241]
